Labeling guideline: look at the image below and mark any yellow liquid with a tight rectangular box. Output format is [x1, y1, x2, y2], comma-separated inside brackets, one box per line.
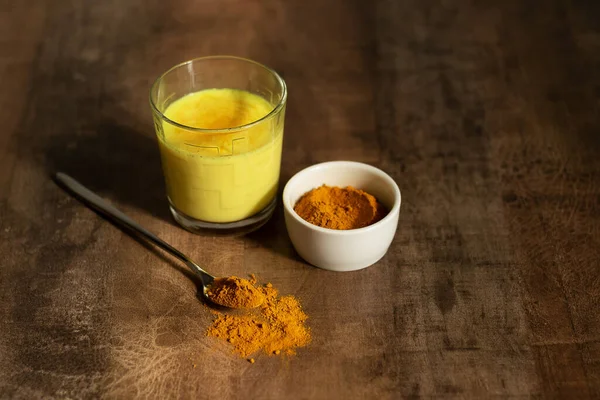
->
[157, 88, 284, 223]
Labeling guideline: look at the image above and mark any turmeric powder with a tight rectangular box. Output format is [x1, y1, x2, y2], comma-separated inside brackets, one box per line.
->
[206, 278, 310, 358]
[206, 276, 265, 308]
[294, 185, 387, 230]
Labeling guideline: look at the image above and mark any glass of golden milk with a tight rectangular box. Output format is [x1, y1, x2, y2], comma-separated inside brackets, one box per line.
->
[150, 56, 287, 234]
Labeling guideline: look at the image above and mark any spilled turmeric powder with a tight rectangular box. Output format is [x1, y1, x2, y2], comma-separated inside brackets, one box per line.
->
[206, 275, 265, 308]
[206, 277, 310, 358]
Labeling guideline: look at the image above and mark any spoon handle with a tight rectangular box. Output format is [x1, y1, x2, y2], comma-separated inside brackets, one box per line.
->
[54, 172, 214, 284]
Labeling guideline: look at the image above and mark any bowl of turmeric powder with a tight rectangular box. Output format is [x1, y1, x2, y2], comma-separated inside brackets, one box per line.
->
[283, 161, 401, 271]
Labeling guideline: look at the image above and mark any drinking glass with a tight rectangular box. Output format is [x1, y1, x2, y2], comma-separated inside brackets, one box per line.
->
[150, 56, 287, 234]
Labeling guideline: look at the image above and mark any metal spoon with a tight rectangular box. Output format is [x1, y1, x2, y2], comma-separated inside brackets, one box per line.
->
[54, 172, 218, 303]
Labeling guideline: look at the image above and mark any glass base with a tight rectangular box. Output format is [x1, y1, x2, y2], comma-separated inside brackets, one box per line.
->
[169, 197, 277, 236]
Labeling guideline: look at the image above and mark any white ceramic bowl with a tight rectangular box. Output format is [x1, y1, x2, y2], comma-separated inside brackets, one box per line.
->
[282, 161, 401, 271]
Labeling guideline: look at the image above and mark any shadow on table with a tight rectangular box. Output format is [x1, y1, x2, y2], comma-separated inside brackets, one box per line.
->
[45, 121, 174, 225]
[45, 118, 306, 263]
[245, 179, 306, 264]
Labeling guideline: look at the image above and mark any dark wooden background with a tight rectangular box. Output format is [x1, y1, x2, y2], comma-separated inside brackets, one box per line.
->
[1, 0, 599, 398]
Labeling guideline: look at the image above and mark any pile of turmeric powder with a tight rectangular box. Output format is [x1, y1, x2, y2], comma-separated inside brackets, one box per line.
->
[294, 185, 387, 230]
[206, 276, 310, 358]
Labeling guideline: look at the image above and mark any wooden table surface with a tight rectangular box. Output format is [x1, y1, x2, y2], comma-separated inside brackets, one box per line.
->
[1, 0, 600, 398]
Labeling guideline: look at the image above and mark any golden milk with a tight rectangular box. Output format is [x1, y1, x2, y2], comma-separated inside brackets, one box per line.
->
[157, 88, 283, 223]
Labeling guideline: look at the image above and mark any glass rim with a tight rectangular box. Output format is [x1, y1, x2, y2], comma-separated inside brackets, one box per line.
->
[149, 55, 287, 133]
